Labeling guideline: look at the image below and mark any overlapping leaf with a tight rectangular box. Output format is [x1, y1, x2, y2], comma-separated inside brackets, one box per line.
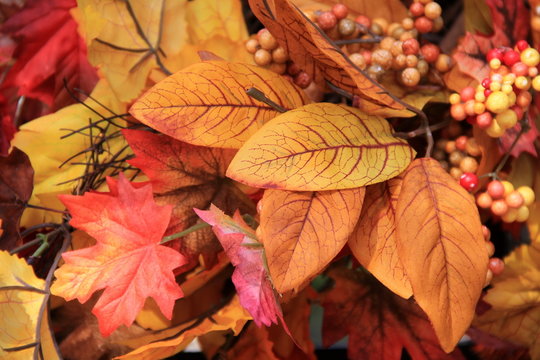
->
[227, 103, 415, 191]
[123, 129, 255, 265]
[348, 177, 413, 299]
[129, 60, 309, 149]
[0, 251, 60, 359]
[259, 188, 364, 293]
[0, 147, 33, 250]
[249, 0, 405, 113]
[51, 174, 186, 336]
[319, 267, 464, 360]
[395, 158, 489, 352]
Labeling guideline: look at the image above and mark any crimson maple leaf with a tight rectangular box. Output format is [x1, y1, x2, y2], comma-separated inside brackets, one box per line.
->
[195, 205, 286, 329]
[51, 173, 186, 336]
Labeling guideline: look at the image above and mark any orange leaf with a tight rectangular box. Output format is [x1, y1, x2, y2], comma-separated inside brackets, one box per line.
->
[248, 0, 405, 113]
[395, 158, 489, 352]
[227, 103, 415, 191]
[227, 323, 279, 360]
[51, 174, 186, 336]
[259, 188, 364, 293]
[348, 177, 413, 299]
[129, 60, 309, 149]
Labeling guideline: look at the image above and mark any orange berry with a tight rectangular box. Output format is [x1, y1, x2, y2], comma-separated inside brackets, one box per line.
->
[485, 269, 493, 287]
[465, 138, 481, 156]
[449, 150, 464, 166]
[425, 2, 442, 19]
[491, 199, 508, 216]
[505, 190, 524, 208]
[401, 67, 421, 86]
[450, 103, 466, 121]
[449, 93, 461, 105]
[435, 53, 452, 72]
[501, 207, 518, 223]
[415, 16, 433, 33]
[476, 192, 493, 209]
[485, 91, 509, 113]
[450, 167, 463, 179]
[420, 43, 440, 63]
[460, 156, 478, 173]
[254, 49, 272, 66]
[455, 135, 468, 151]
[495, 109, 518, 129]
[482, 225, 491, 241]
[444, 140, 456, 153]
[487, 180, 505, 199]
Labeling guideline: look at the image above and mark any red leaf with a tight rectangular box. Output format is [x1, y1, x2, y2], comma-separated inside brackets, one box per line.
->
[499, 94, 540, 158]
[1, 0, 98, 109]
[51, 173, 186, 336]
[195, 205, 285, 329]
[0, 115, 16, 156]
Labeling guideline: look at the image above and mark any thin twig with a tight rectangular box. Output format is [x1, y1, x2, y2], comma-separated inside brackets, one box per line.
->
[25, 204, 68, 214]
[246, 88, 287, 113]
[335, 37, 383, 45]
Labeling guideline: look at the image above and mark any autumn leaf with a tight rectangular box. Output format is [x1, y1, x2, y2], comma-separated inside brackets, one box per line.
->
[51, 174, 186, 336]
[249, 0, 405, 113]
[500, 96, 540, 158]
[348, 177, 413, 299]
[11, 79, 131, 227]
[195, 204, 286, 328]
[319, 266, 464, 360]
[227, 103, 415, 191]
[117, 295, 251, 359]
[1, 0, 98, 109]
[0, 251, 60, 359]
[227, 323, 279, 360]
[123, 129, 255, 266]
[259, 188, 364, 293]
[0, 114, 17, 156]
[129, 60, 310, 149]
[395, 158, 489, 352]
[464, 0, 493, 35]
[0, 147, 33, 250]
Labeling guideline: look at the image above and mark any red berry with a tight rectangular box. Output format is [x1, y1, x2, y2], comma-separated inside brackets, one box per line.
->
[481, 78, 491, 89]
[482, 225, 491, 241]
[459, 86, 475, 102]
[317, 11, 338, 30]
[402, 38, 420, 55]
[420, 43, 440, 63]
[476, 112, 493, 129]
[455, 135, 468, 151]
[489, 257, 505, 275]
[503, 50, 520, 67]
[415, 16, 433, 33]
[511, 62, 529, 76]
[460, 172, 479, 192]
[487, 180, 505, 200]
[487, 48, 504, 61]
[331, 3, 349, 20]
[484, 89, 493, 97]
[294, 71, 311, 88]
[409, 2, 425, 17]
[516, 40, 529, 51]
[355, 15, 371, 29]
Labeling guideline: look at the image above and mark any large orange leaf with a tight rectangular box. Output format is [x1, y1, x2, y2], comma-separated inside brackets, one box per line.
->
[129, 60, 310, 149]
[51, 174, 186, 336]
[227, 103, 415, 191]
[293, 0, 407, 22]
[259, 188, 364, 293]
[395, 158, 489, 352]
[123, 129, 255, 266]
[348, 177, 413, 299]
[249, 0, 404, 113]
[319, 266, 464, 360]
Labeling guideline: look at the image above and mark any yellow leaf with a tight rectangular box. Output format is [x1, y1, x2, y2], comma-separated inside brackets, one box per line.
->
[116, 295, 251, 359]
[227, 103, 415, 191]
[11, 80, 130, 227]
[260, 188, 364, 293]
[395, 158, 489, 352]
[130, 60, 309, 149]
[348, 177, 413, 299]
[0, 251, 59, 359]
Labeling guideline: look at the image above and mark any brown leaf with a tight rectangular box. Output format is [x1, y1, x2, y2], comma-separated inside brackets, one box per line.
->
[0, 147, 33, 250]
[348, 177, 413, 299]
[248, 0, 405, 113]
[395, 158, 489, 352]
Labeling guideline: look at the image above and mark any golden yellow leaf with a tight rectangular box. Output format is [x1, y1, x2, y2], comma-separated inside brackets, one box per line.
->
[130, 60, 309, 149]
[395, 158, 489, 352]
[116, 295, 251, 359]
[227, 103, 415, 191]
[260, 188, 364, 293]
[11, 80, 130, 227]
[348, 177, 413, 299]
[0, 251, 59, 359]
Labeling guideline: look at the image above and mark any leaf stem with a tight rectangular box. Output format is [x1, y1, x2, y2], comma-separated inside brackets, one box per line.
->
[160, 222, 210, 244]
[246, 87, 287, 113]
[25, 203, 68, 214]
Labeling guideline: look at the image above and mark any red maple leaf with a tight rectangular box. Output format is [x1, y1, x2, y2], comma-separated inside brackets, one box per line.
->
[51, 173, 186, 336]
[195, 205, 286, 329]
[1, 0, 98, 110]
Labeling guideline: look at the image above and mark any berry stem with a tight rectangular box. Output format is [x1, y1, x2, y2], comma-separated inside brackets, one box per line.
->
[334, 37, 383, 45]
[394, 119, 450, 139]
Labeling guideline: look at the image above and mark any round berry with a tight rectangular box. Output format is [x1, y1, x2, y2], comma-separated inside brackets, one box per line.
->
[349, 53, 366, 69]
[517, 186, 535, 206]
[409, 2, 425, 17]
[405, 54, 418, 67]
[450, 167, 463, 179]
[287, 62, 301, 76]
[435, 53, 452, 72]
[420, 43, 440, 63]
[294, 71, 311, 88]
[515, 76, 531, 90]
[529, 66, 538, 77]
[449, 93, 461, 104]
[520, 47, 540, 67]
[372, 17, 388, 33]
[485, 91, 509, 113]
[485, 269, 494, 287]
[392, 54, 407, 69]
[424, 1, 442, 19]
[258, 30, 278, 50]
[460, 172, 479, 192]
[272, 47, 288, 63]
[487, 180, 505, 199]
[532, 75, 540, 91]
[401, 67, 421, 86]
[391, 41, 404, 57]
[487, 48, 504, 61]
[516, 205, 530, 222]
[482, 225, 491, 241]
[269, 62, 286, 74]
[450, 103, 466, 121]
[485, 241, 495, 258]
[477, 192, 493, 209]
[491, 199, 508, 216]
[338, 19, 356, 37]
[460, 156, 479, 173]
[506, 190, 525, 208]
[372, 49, 393, 69]
[501, 180, 514, 195]
[476, 112, 493, 129]
[511, 62, 529, 76]
[433, 16, 444, 32]
[254, 49, 272, 66]
[460, 86, 476, 102]
[501, 207, 518, 223]
[331, 3, 349, 20]
[455, 135, 468, 151]
[444, 140, 456, 153]
[415, 16, 433, 33]
[402, 17, 414, 30]
[355, 15, 371, 29]
[489, 258, 505, 276]
[486, 119, 504, 137]
[490, 58, 501, 69]
[402, 38, 420, 55]
[317, 11, 338, 30]
[516, 40, 529, 51]
[503, 50, 520, 67]
[245, 38, 260, 54]
[495, 109, 518, 129]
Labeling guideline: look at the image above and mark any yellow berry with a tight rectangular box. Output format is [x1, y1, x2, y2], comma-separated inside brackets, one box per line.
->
[507, 91, 517, 106]
[476, 84, 485, 92]
[485, 91, 509, 113]
[449, 93, 461, 105]
[515, 76, 531, 90]
[532, 75, 540, 91]
[475, 91, 486, 102]
[490, 81, 502, 91]
[501, 84, 513, 94]
[517, 186, 535, 206]
[495, 109, 518, 129]
[486, 119, 504, 137]
[501, 208, 518, 223]
[502, 73, 516, 85]
[529, 66, 539, 77]
[520, 48, 540, 67]
[516, 205, 530, 222]
[501, 181, 514, 195]
[474, 102, 485, 114]
[490, 58, 501, 69]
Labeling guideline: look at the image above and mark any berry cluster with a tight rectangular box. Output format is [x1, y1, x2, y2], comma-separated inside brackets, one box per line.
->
[434, 133, 481, 185]
[449, 40, 539, 137]
[482, 225, 504, 286]
[408, 0, 443, 34]
[476, 180, 535, 223]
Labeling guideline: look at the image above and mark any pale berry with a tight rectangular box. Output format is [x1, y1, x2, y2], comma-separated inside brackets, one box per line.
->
[245, 38, 260, 54]
[532, 75, 540, 91]
[465, 138, 481, 156]
[424, 2, 442, 19]
[474, 102, 486, 114]
[449, 93, 462, 104]
[338, 19, 356, 36]
[435, 53, 452, 72]
[460, 172, 479, 192]
[406, 54, 418, 67]
[486, 119, 504, 137]
[269, 62, 286, 74]
[402, 17, 415, 30]
[258, 30, 278, 50]
[460, 157, 479, 173]
[489, 58, 501, 69]
[495, 109, 518, 129]
[477, 192, 493, 209]
[489, 258, 505, 276]
[515, 76, 531, 90]
[272, 47, 288, 63]
[350, 53, 367, 69]
[491, 199, 508, 216]
[501, 207, 518, 223]
[254, 49, 272, 66]
[516, 205, 530, 222]
[501, 180, 514, 195]
[418, 59, 429, 76]
[450, 167, 463, 180]
[487, 180, 505, 199]
[401, 67, 421, 86]
[485, 269, 494, 287]
[516, 186, 535, 206]
[372, 49, 393, 69]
